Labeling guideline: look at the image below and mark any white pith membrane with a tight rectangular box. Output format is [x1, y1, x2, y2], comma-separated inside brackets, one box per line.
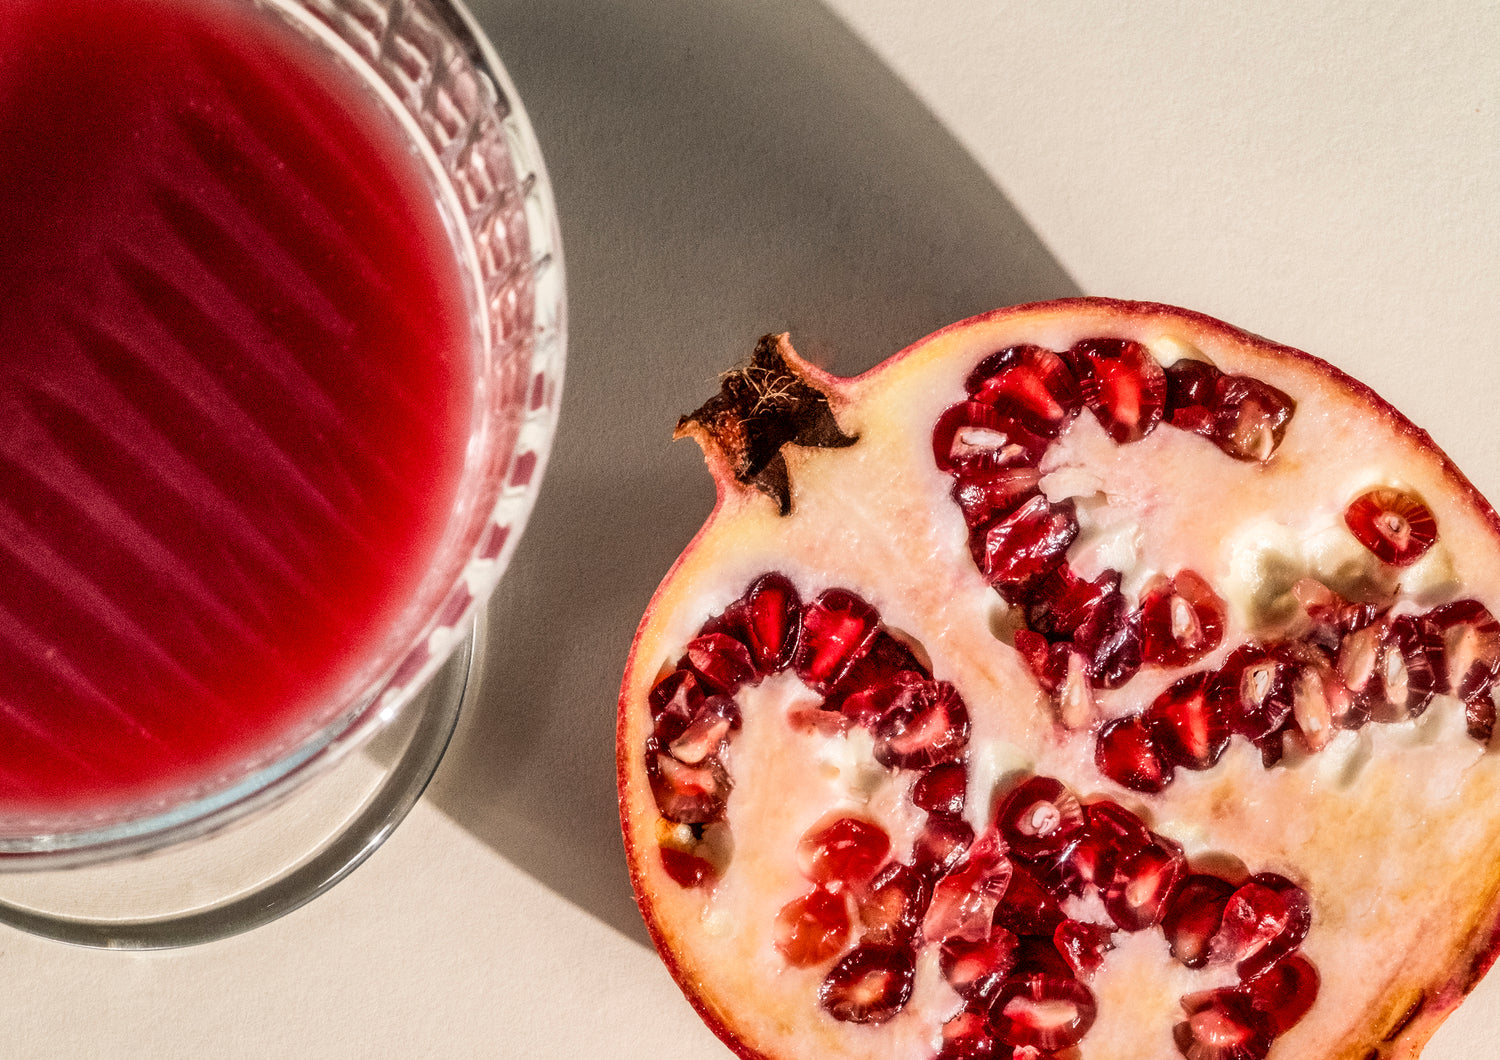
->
[618, 300, 1500, 1060]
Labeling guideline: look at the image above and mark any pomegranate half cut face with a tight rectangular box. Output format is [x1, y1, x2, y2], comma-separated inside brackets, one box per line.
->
[617, 298, 1500, 1060]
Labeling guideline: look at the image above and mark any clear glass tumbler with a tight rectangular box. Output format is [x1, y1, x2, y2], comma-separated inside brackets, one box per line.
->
[0, 0, 564, 945]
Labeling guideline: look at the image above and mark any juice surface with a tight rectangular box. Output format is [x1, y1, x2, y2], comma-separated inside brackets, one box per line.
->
[0, 0, 473, 821]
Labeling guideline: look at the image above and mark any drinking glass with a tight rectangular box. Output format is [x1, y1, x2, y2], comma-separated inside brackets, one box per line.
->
[0, 0, 564, 946]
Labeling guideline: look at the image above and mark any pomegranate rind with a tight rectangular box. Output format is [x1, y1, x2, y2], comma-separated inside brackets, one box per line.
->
[618, 298, 1500, 1060]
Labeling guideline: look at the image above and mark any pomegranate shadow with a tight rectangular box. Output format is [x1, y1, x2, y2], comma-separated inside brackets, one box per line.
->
[424, 0, 1081, 946]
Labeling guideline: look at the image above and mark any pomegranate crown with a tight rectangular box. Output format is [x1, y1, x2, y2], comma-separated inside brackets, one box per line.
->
[676, 333, 856, 515]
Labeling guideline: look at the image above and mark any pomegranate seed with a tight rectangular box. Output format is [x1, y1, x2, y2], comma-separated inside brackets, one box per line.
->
[1469, 691, 1498, 745]
[1161, 873, 1237, 968]
[1242, 951, 1321, 1033]
[650, 704, 693, 751]
[646, 749, 731, 824]
[1086, 799, 1153, 846]
[858, 862, 932, 942]
[872, 679, 971, 768]
[654, 811, 728, 887]
[797, 816, 891, 889]
[825, 629, 925, 697]
[993, 864, 1066, 936]
[1165, 358, 1224, 434]
[1378, 613, 1445, 720]
[1288, 672, 1336, 748]
[1256, 723, 1295, 768]
[967, 345, 1084, 437]
[818, 943, 915, 1024]
[924, 829, 1012, 941]
[1174, 990, 1273, 1060]
[1096, 713, 1172, 793]
[1344, 487, 1438, 566]
[989, 975, 1098, 1051]
[1067, 337, 1167, 444]
[1139, 570, 1227, 667]
[659, 846, 717, 888]
[739, 572, 802, 672]
[1428, 599, 1500, 701]
[913, 762, 968, 817]
[1335, 617, 1388, 705]
[1052, 646, 1103, 730]
[975, 496, 1080, 599]
[684, 632, 756, 694]
[1059, 800, 1154, 893]
[995, 776, 1086, 862]
[914, 814, 977, 880]
[1025, 567, 1123, 641]
[1298, 578, 1381, 654]
[1288, 652, 1346, 751]
[1208, 643, 1296, 743]
[952, 467, 1045, 529]
[666, 694, 741, 764]
[793, 589, 882, 693]
[1165, 404, 1216, 438]
[866, 630, 928, 677]
[1014, 629, 1067, 694]
[648, 668, 704, 722]
[1071, 588, 1143, 689]
[1012, 934, 1076, 980]
[834, 674, 924, 734]
[937, 1005, 997, 1060]
[1146, 673, 1230, 771]
[1209, 873, 1312, 978]
[829, 657, 925, 725]
[933, 401, 1050, 474]
[774, 886, 851, 967]
[1054, 840, 1105, 897]
[1054, 920, 1115, 978]
[1210, 375, 1296, 462]
[940, 926, 1020, 1000]
[1103, 836, 1187, 931]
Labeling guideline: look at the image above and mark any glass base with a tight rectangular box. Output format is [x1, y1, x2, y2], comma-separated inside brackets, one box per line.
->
[0, 620, 477, 949]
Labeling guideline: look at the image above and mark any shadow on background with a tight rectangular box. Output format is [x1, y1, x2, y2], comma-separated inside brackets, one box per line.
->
[425, 0, 1080, 946]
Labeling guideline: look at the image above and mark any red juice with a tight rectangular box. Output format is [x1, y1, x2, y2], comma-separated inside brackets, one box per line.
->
[0, 0, 474, 821]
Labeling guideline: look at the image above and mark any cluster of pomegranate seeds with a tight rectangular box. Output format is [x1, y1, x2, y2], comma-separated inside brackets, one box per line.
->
[1173, 936, 1321, 1060]
[938, 339, 1279, 704]
[775, 815, 901, 968]
[934, 338, 1496, 792]
[928, 773, 1316, 1060]
[645, 575, 972, 887]
[646, 576, 1319, 1056]
[1096, 586, 1500, 792]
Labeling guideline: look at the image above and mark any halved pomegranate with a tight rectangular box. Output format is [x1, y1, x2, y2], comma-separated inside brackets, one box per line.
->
[619, 300, 1500, 1059]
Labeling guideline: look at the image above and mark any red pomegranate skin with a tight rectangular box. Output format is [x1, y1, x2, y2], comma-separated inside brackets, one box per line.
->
[619, 298, 1500, 1060]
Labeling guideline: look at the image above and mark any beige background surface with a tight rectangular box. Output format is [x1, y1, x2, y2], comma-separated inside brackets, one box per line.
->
[6, 0, 1499, 1056]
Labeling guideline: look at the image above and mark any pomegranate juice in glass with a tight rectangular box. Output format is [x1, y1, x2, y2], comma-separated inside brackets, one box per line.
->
[0, 0, 563, 936]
